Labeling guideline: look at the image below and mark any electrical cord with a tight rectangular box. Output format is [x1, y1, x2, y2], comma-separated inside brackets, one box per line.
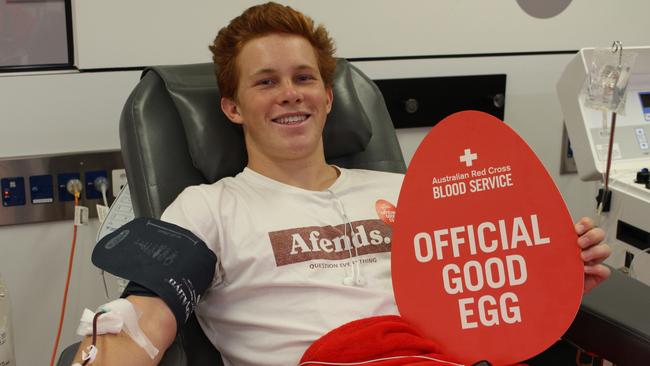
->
[101, 189, 108, 208]
[49, 188, 81, 366]
[92, 176, 113, 299]
[629, 247, 650, 281]
[92, 176, 112, 299]
[94, 176, 110, 208]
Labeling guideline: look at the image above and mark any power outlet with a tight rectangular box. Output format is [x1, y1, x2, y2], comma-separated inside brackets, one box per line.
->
[111, 169, 128, 198]
[85, 170, 108, 200]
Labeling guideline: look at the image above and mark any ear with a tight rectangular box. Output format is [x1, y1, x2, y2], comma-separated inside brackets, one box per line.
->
[220, 97, 244, 125]
[325, 87, 333, 114]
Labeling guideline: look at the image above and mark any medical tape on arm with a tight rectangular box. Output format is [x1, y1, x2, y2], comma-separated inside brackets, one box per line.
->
[76, 298, 159, 359]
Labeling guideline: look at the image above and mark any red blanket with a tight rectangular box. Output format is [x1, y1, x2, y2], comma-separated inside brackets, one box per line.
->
[299, 315, 463, 365]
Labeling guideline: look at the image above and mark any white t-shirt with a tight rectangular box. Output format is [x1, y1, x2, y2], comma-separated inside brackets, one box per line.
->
[161, 167, 404, 366]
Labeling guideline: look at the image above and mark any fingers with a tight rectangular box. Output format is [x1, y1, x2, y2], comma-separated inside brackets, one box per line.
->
[577, 227, 605, 249]
[584, 263, 610, 276]
[574, 217, 595, 236]
[574, 217, 612, 294]
[580, 242, 611, 264]
[584, 263, 611, 294]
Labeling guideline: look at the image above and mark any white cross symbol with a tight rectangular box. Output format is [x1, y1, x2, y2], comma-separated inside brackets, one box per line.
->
[459, 149, 478, 167]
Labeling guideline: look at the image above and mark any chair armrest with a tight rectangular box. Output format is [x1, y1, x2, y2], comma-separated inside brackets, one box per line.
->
[56, 340, 187, 366]
[564, 268, 650, 365]
[56, 342, 80, 366]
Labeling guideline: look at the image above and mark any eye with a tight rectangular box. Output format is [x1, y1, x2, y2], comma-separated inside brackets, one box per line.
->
[255, 78, 275, 87]
[296, 74, 316, 83]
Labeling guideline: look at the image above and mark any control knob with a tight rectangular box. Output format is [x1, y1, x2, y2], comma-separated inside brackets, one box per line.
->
[635, 167, 649, 184]
[403, 98, 419, 114]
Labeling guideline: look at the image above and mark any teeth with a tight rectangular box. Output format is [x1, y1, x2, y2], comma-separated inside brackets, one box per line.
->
[274, 115, 307, 124]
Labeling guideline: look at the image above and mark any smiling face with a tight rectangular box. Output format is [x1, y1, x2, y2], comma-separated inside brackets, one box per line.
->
[221, 33, 333, 168]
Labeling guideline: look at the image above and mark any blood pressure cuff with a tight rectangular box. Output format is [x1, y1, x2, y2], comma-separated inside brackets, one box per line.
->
[92, 217, 217, 329]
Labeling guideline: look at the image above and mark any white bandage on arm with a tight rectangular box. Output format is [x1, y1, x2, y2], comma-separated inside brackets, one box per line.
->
[76, 298, 160, 359]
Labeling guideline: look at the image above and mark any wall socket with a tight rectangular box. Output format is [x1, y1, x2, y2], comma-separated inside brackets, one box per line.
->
[111, 169, 128, 198]
[0, 150, 123, 226]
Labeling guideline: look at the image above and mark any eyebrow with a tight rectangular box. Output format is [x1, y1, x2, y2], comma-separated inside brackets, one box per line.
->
[250, 64, 318, 77]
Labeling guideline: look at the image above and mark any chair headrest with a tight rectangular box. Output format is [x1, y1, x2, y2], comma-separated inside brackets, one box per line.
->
[144, 59, 373, 183]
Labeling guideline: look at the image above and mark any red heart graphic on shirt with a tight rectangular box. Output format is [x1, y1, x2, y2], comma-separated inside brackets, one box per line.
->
[376, 199, 397, 225]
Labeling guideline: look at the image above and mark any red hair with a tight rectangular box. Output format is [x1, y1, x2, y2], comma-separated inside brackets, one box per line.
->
[209, 2, 336, 99]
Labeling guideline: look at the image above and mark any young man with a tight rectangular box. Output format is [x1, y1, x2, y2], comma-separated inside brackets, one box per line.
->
[73, 2, 610, 365]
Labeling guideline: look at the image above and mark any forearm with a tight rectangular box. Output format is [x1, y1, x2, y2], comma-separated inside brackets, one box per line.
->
[70, 296, 176, 366]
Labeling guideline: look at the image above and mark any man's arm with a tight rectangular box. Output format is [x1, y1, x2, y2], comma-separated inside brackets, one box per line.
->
[70, 296, 176, 366]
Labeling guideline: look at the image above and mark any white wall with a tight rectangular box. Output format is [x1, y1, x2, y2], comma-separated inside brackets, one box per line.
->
[0, 71, 139, 157]
[0, 71, 140, 365]
[1, 1, 648, 365]
[72, 0, 650, 68]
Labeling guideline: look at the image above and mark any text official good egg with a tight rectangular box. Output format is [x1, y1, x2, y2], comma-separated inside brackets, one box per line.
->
[392, 111, 583, 365]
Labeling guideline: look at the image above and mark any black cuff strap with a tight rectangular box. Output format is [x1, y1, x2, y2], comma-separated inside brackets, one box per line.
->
[121, 281, 157, 298]
[93, 217, 217, 330]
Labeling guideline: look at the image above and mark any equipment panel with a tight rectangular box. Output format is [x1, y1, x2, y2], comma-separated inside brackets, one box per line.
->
[0, 150, 124, 226]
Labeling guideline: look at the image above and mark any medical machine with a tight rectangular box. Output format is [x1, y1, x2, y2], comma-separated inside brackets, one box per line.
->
[558, 46, 650, 280]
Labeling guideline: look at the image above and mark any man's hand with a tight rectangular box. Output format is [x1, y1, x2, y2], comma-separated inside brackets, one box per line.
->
[575, 217, 611, 294]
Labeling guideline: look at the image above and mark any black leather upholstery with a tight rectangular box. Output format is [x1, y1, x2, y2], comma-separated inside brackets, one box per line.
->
[564, 267, 650, 365]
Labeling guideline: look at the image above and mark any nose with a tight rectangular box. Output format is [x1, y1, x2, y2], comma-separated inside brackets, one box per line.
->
[278, 80, 303, 104]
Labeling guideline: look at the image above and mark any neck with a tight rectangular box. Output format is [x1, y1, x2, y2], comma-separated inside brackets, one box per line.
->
[246, 151, 338, 191]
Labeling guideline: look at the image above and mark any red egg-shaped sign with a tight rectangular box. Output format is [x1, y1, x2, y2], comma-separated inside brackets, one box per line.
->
[392, 111, 583, 365]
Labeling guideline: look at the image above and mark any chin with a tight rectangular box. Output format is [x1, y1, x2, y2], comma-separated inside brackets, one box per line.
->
[283, 141, 323, 159]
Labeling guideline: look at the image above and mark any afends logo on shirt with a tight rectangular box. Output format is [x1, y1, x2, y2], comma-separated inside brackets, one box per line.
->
[269, 219, 392, 266]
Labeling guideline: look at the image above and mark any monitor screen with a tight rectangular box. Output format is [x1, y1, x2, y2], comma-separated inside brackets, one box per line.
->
[640, 92, 650, 109]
